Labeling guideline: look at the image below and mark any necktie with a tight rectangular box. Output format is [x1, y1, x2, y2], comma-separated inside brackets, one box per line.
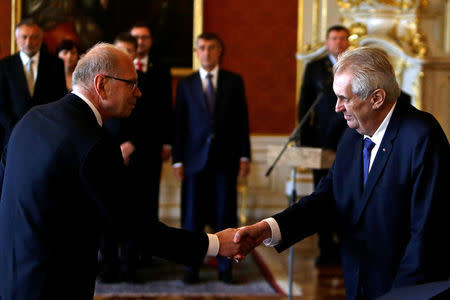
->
[25, 59, 35, 97]
[363, 137, 375, 184]
[205, 73, 215, 112]
[136, 60, 143, 72]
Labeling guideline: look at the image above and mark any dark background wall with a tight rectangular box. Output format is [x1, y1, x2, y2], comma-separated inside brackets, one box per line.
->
[0, 0, 298, 134]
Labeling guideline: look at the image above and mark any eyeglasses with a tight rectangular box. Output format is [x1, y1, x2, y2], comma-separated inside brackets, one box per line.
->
[103, 75, 139, 91]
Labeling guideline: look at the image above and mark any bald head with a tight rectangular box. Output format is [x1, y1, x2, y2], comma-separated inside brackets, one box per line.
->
[72, 43, 132, 90]
[72, 43, 141, 121]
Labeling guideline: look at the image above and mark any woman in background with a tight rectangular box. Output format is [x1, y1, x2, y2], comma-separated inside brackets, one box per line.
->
[56, 40, 80, 91]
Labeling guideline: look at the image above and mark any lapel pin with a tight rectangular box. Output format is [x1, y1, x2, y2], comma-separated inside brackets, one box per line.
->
[382, 148, 386, 152]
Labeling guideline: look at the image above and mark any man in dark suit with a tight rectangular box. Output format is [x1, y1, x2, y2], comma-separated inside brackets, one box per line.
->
[172, 33, 251, 284]
[234, 47, 450, 300]
[99, 33, 145, 283]
[0, 18, 66, 152]
[0, 43, 248, 300]
[100, 33, 172, 282]
[297, 25, 350, 265]
[130, 22, 173, 225]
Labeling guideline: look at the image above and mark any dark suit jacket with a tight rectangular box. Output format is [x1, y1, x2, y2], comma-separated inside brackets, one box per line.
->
[0, 50, 67, 148]
[173, 69, 251, 175]
[139, 53, 173, 149]
[273, 100, 450, 300]
[135, 64, 173, 162]
[298, 55, 346, 150]
[0, 93, 208, 300]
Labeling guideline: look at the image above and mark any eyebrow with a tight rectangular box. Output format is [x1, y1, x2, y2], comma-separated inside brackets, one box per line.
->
[336, 94, 349, 100]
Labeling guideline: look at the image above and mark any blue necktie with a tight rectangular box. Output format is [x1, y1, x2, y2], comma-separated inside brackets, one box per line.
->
[363, 137, 375, 185]
[205, 73, 215, 112]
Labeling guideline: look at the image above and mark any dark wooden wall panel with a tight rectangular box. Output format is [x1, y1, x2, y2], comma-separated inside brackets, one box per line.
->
[204, 0, 297, 134]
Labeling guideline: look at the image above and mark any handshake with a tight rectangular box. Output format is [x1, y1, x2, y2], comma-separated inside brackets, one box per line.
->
[215, 221, 272, 262]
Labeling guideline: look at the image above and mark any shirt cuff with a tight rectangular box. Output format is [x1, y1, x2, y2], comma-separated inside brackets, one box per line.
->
[240, 157, 249, 162]
[206, 233, 219, 256]
[262, 217, 281, 247]
[172, 162, 183, 168]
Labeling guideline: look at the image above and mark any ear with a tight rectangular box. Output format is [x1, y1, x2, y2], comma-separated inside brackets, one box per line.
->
[371, 88, 386, 110]
[93, 74, 107, 99]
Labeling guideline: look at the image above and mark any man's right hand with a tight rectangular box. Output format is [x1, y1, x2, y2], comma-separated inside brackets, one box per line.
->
[232, 221, 272, 261]
[173, 165, 184, 181]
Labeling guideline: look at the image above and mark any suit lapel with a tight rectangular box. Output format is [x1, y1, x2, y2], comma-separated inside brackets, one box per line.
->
[215, 70, 225, 116]
[349, 137, 365, 225]
[191, 72, 211, 117]
[33, 52, 46, 100]
[352, 105, 401, 225]
[12, 54, 32, 100]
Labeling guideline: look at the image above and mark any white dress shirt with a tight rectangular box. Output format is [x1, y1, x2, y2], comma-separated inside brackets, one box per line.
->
[134, 56, 149, 73]
[199, 65, 219, 92]
[20, 51, 40, 81]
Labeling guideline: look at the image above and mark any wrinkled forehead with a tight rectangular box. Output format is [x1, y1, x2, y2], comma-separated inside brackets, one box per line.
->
[333, 71, 353, 91]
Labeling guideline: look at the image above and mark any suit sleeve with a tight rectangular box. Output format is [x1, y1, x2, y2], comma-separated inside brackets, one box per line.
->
[272, 165, 335, 252]
[392, 122, 450, 287]
[172, 80, 187, 164]
[81, 138, 208, 266]
[159, 67, 174, 146]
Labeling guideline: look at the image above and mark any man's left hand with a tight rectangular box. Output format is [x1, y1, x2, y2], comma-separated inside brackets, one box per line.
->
[238, 161, 250, 178]
[120, 141, 136, 166]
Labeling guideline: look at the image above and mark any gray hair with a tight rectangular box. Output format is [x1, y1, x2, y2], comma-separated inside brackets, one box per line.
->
[72, 43, 122, 89]
[333, 47, 400, 103]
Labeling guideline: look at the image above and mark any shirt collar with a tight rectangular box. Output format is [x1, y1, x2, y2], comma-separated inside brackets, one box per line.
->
[71, 91, 103, 126]
[134, 56, 148, 69]
[328, 54, 337, 65]
[199, 64, 219, 80]
[364, 102, 396, 145]
[20, 51, 40, 66]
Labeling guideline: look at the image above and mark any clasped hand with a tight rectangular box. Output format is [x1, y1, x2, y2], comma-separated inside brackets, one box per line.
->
[216, 221, 272, 262]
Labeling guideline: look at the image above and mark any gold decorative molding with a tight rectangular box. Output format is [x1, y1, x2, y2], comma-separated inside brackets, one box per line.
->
[11, 0, 21, 54]
[192, 0, 203, 71]
[321, 0, 328, 42]
[336, 0, 419, 9]
[348, 22, 368, 48]
[295, 0, 305, 118]
[171, 67, 194, 78]
[312, 0, 320, 47]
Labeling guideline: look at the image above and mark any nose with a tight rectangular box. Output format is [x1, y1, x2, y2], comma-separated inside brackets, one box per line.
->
[335, 98, 345, 113]
[134, 86, 142, 98]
